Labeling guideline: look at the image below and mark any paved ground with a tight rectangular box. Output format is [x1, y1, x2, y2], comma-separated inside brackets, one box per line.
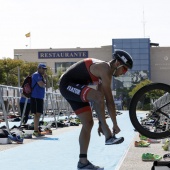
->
[0, 112, 135, 170]
[0, 111, 169, 170]
[117, 133, 169, 170]
[0, 125, 81, 151]
[1, 127, 168, 170]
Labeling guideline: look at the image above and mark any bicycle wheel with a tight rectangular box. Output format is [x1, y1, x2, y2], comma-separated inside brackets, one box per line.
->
[129, 83, 170, 139]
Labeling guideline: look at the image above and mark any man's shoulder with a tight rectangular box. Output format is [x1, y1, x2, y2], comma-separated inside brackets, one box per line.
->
[32, 71, 37, 78]
[85, 58, 104, 61]
[32, 72, 42, 77]
[32, 71, 39, 76]
[32, 72, 42, 81]
[99, 63, 112, 77]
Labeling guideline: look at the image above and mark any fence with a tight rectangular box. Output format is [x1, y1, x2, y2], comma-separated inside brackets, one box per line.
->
[0, 85, 72, 133]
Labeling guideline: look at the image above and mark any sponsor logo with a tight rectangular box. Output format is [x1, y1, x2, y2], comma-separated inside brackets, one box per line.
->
[121, 56, 128, 63]
[67, 86, 80, 95]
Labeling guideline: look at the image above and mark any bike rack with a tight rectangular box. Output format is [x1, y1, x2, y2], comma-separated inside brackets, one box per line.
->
[0, 85, 22, 133]
[153, 93, 170, 113]
[0, 85, 73, 132]
[152, 92, 170, 131]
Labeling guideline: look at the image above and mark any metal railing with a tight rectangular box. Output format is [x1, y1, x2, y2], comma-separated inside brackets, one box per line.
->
[0, 85, 71, 132]
[153, 92, 170, 113]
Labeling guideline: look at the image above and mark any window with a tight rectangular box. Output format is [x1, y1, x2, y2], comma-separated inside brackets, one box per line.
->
[112, 38, 150, 90]
[55, 62, 75, 74]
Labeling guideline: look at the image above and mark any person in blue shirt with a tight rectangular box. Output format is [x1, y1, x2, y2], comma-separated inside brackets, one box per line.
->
[20, 95, 30, 124]
[31, 63, 49, 137]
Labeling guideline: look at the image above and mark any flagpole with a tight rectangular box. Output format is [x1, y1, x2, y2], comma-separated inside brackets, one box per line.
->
[25, 32, 31, 48]
[30, 32, 31, 48]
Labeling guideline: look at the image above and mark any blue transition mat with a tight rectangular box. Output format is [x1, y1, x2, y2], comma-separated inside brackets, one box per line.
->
[0, 111, 135, 170]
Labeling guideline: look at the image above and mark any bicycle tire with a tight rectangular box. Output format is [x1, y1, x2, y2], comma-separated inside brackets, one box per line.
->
[129, 83, 170, 139]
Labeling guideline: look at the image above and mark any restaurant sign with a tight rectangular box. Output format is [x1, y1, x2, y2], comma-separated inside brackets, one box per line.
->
[38, 51, 88, 59]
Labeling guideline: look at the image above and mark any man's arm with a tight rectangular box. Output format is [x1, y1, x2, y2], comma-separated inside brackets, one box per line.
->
[90, 62, 120, 135]
[36, 74, 50, 89]
[37, 80, 46, 88]
[100, 72, 121, 134]
[98, 76, 117, 126]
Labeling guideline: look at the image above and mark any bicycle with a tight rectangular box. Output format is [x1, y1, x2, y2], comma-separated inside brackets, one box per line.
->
[129, 83, 170, 139]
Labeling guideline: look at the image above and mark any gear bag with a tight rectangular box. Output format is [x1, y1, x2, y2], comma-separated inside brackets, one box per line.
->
[22, 75, 36, 98]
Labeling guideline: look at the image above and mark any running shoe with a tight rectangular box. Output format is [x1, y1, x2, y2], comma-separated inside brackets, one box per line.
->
[8, 134, 23, 144]
[162, 139, 169, 151]
[32, 131, 45, 137]
[105, 135, 124, 145]
[139, 134, 148, 140]
[77, 161, 104, 170]
[23, 133, 32, 139]
[134, 140, 150, 147]
[142, 153, 162, 161]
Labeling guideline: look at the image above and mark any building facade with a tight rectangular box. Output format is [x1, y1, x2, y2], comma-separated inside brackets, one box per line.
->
[14, 46, 112, 75]
[14, 38, 170, 89]
[112, 38, 150, 91]
[150, 47, 170, 84]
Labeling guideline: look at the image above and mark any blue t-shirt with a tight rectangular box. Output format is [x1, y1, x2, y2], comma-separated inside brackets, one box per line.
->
[31, 71, 45, 99]
[20, 97, 30, 103]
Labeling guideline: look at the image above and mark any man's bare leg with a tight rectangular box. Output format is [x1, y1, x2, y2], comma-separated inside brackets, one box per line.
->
[34, 112, 41, 132]
[77, 111, 94, 164]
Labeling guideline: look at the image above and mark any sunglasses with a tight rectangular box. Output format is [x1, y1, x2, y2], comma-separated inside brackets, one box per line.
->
[122, 66, 128, 74]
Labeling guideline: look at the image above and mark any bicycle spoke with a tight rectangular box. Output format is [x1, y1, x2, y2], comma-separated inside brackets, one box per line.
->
[129, 83, 170, 139]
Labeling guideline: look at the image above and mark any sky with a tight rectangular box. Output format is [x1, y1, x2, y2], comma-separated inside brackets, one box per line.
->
[0, 0, 170, 59]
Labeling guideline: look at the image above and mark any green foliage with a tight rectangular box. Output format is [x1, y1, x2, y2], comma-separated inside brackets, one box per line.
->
[0, 58, 63, 89]
[0, 58, 24, 85]
[129, 79, 152, 98]
[143, 104, 151, 110]
[48, 69, 63, 90]
[20, 62, 39, 85]
[55, 69, 63, 89]
[129, 79, 167, 111]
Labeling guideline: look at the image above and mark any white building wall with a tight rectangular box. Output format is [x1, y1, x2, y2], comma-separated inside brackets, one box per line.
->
[14, 45, 170, 85]
[14, 45, 112, 74]
[150, 47, 170, 84]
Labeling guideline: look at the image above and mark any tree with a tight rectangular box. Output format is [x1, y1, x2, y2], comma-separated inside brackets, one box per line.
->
[0, 58, 54, 87]
[129, 79, 152, 98]
[0, 58, 63, 90]
[19, 62, 40, 85]
[0, 58, 24, 86]
[48, 70, 63, 90]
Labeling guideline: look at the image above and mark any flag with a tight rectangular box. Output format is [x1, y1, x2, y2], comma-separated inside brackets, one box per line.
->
[25, 32, 30, 38]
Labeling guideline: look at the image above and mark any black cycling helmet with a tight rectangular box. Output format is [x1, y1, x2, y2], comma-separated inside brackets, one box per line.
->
[113, 49, 133, 69]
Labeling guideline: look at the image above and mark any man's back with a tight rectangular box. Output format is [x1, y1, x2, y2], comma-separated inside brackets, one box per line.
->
[61, 58, 105, 85]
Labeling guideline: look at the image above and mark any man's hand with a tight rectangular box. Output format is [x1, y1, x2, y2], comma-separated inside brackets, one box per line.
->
[43, 74, 50, 88]
[113, 124, 120, 134]
[98, 125, 104, 136]
[43, 74, 48, 79]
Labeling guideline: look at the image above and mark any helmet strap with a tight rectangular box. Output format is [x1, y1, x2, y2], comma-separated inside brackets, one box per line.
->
[112, 67, 117, 76]
[112, 61, 123, 77]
